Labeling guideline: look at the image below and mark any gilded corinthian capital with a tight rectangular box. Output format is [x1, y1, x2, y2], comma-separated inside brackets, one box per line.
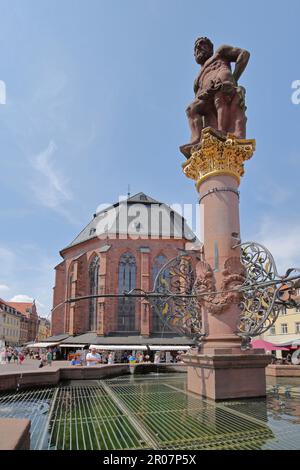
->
[182, 127, 255, 190]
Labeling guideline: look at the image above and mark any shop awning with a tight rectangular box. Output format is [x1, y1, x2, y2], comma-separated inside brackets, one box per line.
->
[251, 339, 289, 351]
[267, 338, 300, 348]
[149, 345, 191, 351]
[26, 342, 59, 348]
[60, 344, 86, 348]
[89, 344, 191, 351]
[90, 344, 148, 351]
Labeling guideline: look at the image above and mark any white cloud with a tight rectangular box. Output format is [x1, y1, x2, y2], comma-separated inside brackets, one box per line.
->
[30, 141, 75, 223]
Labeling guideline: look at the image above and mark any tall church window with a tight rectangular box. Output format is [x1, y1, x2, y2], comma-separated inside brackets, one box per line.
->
[66, 265, 75, 333]
[89, 255, 100, 331]
[152, 254, 169, 333]
[118, 253, 136, 331]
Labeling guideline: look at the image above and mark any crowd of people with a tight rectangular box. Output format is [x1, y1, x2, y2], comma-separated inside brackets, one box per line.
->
[82, 349, 184, 367]
[0, 346, 55, 368]
[0, 347, 25, 365]
[84, 350, 149, 366]
[0, 345, 185, 367]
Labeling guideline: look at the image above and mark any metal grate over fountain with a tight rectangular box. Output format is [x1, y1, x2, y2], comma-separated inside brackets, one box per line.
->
[1, 374, 300, 450]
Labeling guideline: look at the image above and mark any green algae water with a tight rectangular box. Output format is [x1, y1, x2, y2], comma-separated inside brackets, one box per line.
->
[1, 373, 300, 450]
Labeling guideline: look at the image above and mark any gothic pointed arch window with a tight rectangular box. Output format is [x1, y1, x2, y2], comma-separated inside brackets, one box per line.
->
[89, 255, 100, 331]
[152, 254, 169, 333]
[66, 264, 75, 333]
[118, 252, 137, 331]
[152, 254, 168, 285]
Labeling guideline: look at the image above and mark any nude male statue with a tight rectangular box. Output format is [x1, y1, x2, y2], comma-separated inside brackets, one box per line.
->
[181, 37, 250, 158]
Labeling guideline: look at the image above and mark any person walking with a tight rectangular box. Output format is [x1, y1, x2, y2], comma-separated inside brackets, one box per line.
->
[0, 348, 6, 365]
[13, 351, 18, 363]
[46, 350, 53, 366]
[18, 351, 25, 365]
[7, 349, 12, 364]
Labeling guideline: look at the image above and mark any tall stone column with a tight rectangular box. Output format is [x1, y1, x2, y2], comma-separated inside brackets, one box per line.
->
[182, 128, 270, 400]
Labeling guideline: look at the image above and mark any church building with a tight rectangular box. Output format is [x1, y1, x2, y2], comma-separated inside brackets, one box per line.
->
[51, 193, 198, 350]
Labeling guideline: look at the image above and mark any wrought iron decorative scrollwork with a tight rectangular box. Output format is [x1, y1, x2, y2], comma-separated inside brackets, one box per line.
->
[149, 254, 203, 343]
[149, 243, 300, 347]
[236, 241, 300, 339]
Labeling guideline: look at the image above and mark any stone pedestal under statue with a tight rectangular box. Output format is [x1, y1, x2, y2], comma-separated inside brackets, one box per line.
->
[181, 127, 270, 400]
[184, 350, 270, 400]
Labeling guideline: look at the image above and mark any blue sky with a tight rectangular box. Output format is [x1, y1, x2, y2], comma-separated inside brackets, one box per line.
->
[0, 0, 300, 316]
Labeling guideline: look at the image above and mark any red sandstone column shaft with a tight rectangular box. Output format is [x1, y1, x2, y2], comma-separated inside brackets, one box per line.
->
[199, 174, 242, 353]
[182, 129, 255, 355]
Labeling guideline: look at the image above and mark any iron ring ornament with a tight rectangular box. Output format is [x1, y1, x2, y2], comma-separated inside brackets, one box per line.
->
[236, 241, 300, 340]
[148, 254, 203, 344]
[147, 243, 300, 349]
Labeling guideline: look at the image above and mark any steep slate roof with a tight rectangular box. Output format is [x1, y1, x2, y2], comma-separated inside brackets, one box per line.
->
[62, 192, 197, 252]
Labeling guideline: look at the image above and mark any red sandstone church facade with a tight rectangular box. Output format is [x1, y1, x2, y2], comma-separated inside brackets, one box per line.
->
[51, 193, 198, 344]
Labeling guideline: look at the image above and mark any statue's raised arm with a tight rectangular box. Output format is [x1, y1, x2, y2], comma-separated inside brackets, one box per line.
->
[216, 45, 250, 83]
[180, 37, 251, 158]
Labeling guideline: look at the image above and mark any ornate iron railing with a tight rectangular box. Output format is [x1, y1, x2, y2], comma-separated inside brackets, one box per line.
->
[236, 241, 300, 341]
[51, 244, 300, 348]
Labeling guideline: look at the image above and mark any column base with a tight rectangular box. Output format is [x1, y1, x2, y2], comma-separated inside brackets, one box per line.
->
[182, 352, 271, 400]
